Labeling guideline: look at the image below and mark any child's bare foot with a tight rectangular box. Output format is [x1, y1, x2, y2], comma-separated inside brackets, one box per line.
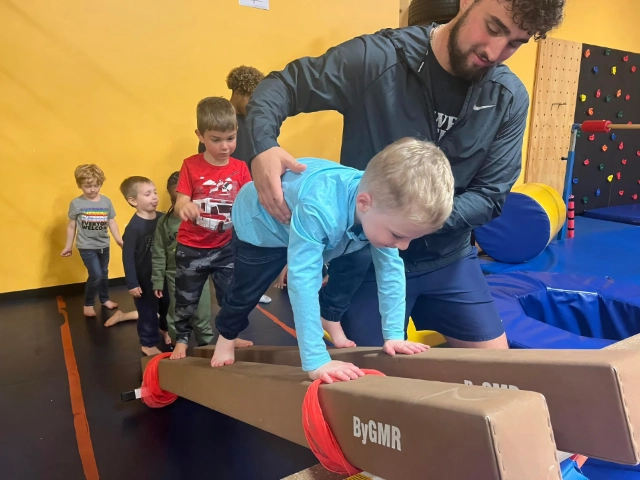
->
[211, 337, 236, 367]
[234, 338, 254, 348]
[322, 317, 356, 348]
[104, 310, 138, 327]
[160, 330, 171, 345]
[141, 346, 162, 356]
[102, 300, 119, 309]
[170, 342, 188, 360]
[84, 306, 97, 317]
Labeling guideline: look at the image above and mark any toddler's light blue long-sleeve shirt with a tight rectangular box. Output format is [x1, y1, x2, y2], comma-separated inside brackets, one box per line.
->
[232, 158, 406, 371]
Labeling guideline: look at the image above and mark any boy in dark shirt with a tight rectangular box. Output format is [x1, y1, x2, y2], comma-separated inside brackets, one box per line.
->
[120, 176, 170, 355]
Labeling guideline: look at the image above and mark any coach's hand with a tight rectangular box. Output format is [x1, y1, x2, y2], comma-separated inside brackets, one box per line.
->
[251, 147, 306, 224]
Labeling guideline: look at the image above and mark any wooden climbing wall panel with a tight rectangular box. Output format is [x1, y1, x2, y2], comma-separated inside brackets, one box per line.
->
[525, 38, 582, 195]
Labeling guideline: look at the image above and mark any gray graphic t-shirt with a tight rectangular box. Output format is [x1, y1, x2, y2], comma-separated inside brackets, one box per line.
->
[68, 195, 116, 249]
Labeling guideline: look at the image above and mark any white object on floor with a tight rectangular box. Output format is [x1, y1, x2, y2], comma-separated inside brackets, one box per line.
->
[239, 0, 269, 10]
[259, 295, 272, 304]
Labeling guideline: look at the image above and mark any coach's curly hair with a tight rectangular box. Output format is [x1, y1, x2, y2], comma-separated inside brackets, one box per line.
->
[491, 0, 565, 40]
[226, 66, 265, 96]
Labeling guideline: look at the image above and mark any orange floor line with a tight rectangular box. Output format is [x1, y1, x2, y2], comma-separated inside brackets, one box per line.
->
[256, 305, 297, 338]
[56, 296, 100, 480]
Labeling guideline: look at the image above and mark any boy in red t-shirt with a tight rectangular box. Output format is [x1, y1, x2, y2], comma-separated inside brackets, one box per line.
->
[171, 97, 254, 359]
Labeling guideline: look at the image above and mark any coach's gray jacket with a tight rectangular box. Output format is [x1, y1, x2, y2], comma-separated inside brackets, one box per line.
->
[246, 24, 529, 273]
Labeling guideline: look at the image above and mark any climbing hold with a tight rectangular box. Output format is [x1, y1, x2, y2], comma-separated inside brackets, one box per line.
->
[572, 178, 579, 184]
[595, 188, 601, 197]
[619, 142, 624, 150]
[580, 94, 587, 102]
[633, 194, 638, 201]
[618, 111, 624, 118]
[588, 108, 594, 116]
[624, 55, 629, 62]
[596, 89, 601, 98]
[612, 66, 617, 75]
[583, 197, 589, 204]
[633, 66, 638, 72]
[637, 151, 640, 156]
[617, 172, 622, 180]
[576, 130, 582, 138]
[602, 145, 608, 152]
[605, 48, 611, 56]
[589, 134, 595, 141]
[593, 67, 599, 74]
[626, 94, 631, 101]
[608, 175, 614, 182]
[611, 133, 617, 140]
[622, 159, 627, 165]
[583, 159, 590, 166]
[584, 49, 591, 58]
[617, 89, 622, 97]
[605, 95, 612, 102]
[599, 163, 605, 170]
[619, 190, 624, 196]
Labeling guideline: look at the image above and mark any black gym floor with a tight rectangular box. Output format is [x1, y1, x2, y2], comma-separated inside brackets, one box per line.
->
[1, 284, 318, 480]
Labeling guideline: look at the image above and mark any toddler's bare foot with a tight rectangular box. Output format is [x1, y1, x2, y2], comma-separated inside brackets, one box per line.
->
[141, 346, 162, 356]
[84, 306, 97, 317]
[234, 338, 253, 348]
[102, 300, 119, 309]
[322, 317, 356, 348]
[211, 337, 236, 367]
[170, 342, 188, 360]
[104, 310, 137, 327]
[160, 330, 171, 345]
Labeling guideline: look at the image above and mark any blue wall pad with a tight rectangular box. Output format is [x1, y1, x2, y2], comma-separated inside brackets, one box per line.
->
[487, 271, 640, 349]
[480, 217, 640, 284]
[584, 204, 640, 225]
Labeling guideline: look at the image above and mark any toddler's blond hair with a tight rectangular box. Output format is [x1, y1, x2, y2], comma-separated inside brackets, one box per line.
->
[74, 164, 106, 187]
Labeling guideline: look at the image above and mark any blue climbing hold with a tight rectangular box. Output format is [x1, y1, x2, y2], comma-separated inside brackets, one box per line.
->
[596, 188, 601, 196]
[611, 133, 617, 140]
[593, 66, 599, 73]
[573, 178, 579, 184]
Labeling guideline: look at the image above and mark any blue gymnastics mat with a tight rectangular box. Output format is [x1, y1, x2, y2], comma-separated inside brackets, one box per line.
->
[583, 204, 640, 225]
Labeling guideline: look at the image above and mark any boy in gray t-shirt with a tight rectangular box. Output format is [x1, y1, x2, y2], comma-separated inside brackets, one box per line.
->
[62, 164, 123, 317]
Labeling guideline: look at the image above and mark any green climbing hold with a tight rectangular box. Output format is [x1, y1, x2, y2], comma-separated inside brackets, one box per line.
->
[576, 130, 581, 138]
[583, 197, 589, 204]
[605, 95, 612, 102]
[618, 111, 624, 118]
[599, 163, 605, 170]
[605, 48, 611, 56]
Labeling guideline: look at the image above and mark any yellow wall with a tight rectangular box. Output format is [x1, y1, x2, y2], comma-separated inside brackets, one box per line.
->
[0, 0, 397, 293]
[505, 0, 640, 185]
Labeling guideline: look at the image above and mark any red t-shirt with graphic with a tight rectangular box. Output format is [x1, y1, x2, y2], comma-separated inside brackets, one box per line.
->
[176, 154, 252, 249]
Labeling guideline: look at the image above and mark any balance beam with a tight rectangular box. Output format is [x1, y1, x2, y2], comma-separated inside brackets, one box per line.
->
[194, 344, 640, 464]
[145, 357, 560, 479]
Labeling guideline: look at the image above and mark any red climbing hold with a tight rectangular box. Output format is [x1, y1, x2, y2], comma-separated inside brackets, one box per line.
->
[619, 142, 625, 150]
[633, 194, 638, 201]
[596, 89, 601, 98]
[622, 159, 628, 165]
[627, 95, 632, 101]
[624, 55, 629, 62]
[619, 190, 625, 196]
[632, 66, 637, 73]
[617, 172, 622, 180]
[588, 134, 595, 141]
[583, 159, 590, 166]
[637, 151, 640, 156]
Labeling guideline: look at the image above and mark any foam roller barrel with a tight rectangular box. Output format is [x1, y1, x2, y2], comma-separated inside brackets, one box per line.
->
[474, 183, 566, 264]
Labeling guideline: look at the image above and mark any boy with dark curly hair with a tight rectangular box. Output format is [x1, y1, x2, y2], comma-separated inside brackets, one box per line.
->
[198, 66, 265, 165]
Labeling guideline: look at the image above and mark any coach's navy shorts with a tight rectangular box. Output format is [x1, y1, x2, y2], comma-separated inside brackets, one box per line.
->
[340, 248, 505, 346]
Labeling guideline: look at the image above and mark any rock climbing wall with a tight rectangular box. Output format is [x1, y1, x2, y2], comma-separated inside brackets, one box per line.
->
[572, 44, 640, 214]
